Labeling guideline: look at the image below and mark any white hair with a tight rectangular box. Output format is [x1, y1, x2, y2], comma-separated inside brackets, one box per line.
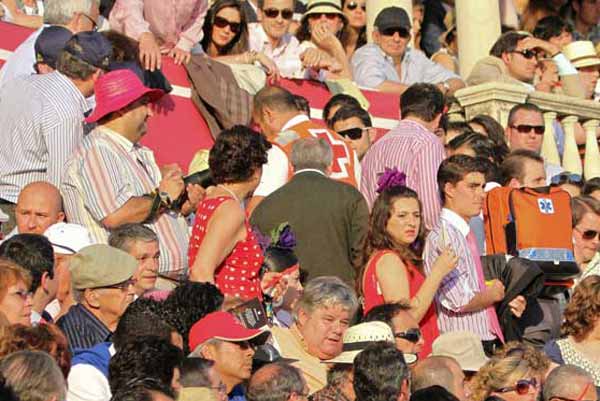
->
[44, 0, 95, 25]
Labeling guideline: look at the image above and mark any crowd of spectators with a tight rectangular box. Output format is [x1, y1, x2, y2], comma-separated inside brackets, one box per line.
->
[0, 1, 600, 401]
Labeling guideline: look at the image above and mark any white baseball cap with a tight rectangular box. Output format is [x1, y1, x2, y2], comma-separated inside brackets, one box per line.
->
[44, 222, 94, 255]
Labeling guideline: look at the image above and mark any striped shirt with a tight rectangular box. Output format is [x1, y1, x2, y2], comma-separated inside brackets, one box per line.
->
[0, 71, 89, 203]
[360, 119, 444, 230]
[56, 304, 111, 353]
[61, 126, 189, 274]
[423, 208, 496, 341]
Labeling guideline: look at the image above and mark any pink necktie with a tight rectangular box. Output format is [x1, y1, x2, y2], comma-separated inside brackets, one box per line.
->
[466, 231, 505, 343]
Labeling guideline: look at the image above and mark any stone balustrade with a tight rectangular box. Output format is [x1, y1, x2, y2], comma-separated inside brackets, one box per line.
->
[449, 82, 600, 180]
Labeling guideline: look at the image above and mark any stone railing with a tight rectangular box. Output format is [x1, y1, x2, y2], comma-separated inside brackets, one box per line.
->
[449, 82, 600, 180]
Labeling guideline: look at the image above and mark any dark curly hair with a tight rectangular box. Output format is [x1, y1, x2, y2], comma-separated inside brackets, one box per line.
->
[110, 378, 174, 401]
[109, 336, 183, 396]
[201, 0, 249, 56]
[0, 234, 54, 293]
[209, 125, 271, 185]
[112, 298, 174, 351]
[353, 342, 409, 401]
[162, 281, 224, 354]
[357, 186, 424, 296]
[562, 276, 600, 341]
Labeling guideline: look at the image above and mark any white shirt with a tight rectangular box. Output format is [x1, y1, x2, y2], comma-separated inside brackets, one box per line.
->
[248, 23, 305, 79]
[67, 344, 115, 401]
[0, 26, 44, 89]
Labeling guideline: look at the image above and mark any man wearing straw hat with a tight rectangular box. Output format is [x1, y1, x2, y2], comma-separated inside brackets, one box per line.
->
[61, 69, 204, 278]
[563, 40, 600, 100]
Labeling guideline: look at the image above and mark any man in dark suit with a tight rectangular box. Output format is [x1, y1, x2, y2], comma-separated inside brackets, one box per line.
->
[250, 137, 369, 284]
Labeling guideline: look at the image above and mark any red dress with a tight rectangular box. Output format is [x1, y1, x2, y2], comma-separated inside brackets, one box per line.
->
[362, 250, 439, 357]
[188, 196, 264, 300]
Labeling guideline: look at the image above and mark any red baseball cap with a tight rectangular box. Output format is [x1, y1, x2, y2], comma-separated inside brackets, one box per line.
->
[188, 311, 270, 353]
[85, 69, 164, 123]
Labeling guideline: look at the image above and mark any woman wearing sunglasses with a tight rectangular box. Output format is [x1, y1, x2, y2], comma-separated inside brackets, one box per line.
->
[544, 276, 600, 396]
[295, 0, 353, 80]
[471, 344, 548, 401]
[357, 169, 458, 357]
[201, 0, 280, 78]
[570, 196, 600, 283]
[340, 0, 366, 59]
[0, 259, 33, 326]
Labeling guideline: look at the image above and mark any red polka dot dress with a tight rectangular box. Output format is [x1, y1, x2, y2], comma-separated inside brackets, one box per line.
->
[189, 196, 264, 300]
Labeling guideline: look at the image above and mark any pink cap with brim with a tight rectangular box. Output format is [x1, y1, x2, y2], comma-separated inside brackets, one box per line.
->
[85, 69, 164, 123]
[188, 311, 270, 353]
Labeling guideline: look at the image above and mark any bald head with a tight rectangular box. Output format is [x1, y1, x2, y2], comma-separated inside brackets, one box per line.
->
[247, 363, 306, 401]
[412, 357, 467, 401]
[15, 182, 64, 235]
[543, 365, 597, 401]
[252, 86, 303, 137]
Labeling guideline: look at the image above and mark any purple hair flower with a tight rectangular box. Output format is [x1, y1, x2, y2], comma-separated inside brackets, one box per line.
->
[277, 224, 297, 249]
[252, 226, 272, 251]
[376, 168, 407, 193]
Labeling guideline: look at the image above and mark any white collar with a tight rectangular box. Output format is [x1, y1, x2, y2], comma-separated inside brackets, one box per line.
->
[441, 208, 470, 237]
[96, 126, 135, 152]
[282, 114, 310, 131]
[294, 169, 326, 176]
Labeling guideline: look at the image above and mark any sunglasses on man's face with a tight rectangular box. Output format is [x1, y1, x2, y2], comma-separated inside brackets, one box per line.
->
[309, 12, 339, 20]
[394, 328, 421, 343]
[511, 49, 538, 60]
[338, 127, 369, 140]
[510, 124, 545, 135]
[496, 378, 538, 395]
[213, 15, 242, 34]
[380, 27, 411, 38]
[576, 228, 600, 241]
[346, 1, 366, 11]
[263, 8, 294, 20]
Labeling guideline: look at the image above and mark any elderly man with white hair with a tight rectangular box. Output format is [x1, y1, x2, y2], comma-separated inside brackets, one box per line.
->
[542, 365, 598, 401]
[270, 276, 359, 395]
[0, 0, 100, 88]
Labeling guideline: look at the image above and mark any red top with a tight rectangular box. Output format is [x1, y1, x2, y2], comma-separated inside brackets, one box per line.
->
[188, 196, 264, 300]
[362, 250, 439, 357]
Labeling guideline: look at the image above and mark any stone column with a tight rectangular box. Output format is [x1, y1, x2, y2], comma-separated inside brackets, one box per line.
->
[541, 112, 561, 167]
[455, 0, 501, 79]
[366, 0, 412, 44]
[561, 115, 583, 175]
[583, 120, 600, 179]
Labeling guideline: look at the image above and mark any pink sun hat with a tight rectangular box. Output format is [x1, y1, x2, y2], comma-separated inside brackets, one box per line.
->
[85, 69, 164, 123]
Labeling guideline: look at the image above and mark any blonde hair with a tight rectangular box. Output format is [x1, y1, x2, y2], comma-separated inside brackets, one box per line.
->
[0, 258, 31, 301]
[471, 344, 545, 401]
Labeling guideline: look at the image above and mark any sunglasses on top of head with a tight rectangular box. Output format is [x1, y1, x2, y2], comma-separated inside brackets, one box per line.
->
[380, 27, 411, 38]
[338, 127, 369, 140]
[263, 8, 294, 20]
[496, 378, 538, 395]
[213, 15, 242, 34]
[346, 2, 366, 11]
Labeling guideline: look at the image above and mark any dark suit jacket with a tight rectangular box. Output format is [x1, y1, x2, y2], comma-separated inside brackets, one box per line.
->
[250, 171, 369, 285]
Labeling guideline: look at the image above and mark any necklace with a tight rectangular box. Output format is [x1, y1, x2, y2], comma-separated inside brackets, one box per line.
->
[218, 184, 241, 203]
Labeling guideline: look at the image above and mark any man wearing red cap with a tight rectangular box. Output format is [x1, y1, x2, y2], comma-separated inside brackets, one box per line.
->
[188, 311, 270, 401]
[61, 69, 204, 277]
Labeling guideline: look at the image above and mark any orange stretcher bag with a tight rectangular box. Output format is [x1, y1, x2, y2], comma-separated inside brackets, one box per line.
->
[484, 186, 579, 281]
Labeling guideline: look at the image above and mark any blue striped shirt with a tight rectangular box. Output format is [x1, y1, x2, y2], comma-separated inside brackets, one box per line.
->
[0, 71, 88, 202]
[56, 304, 111, 353]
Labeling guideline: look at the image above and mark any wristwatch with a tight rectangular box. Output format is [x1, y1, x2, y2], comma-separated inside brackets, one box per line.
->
[158, 191, 172, 208]
[442, 81, 451, 93]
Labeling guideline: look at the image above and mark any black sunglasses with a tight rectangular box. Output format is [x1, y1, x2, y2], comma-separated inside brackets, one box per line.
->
[263, 8, 294, 20]
[394, 328, 421, 343]
[338, 127, 369, 140]
[511, 49, 538, 60]
[380, 27, 411, 38]
[346, 2, 366, 11]
[308, 12, 339, 20]
[510, 124, 545, 135]
[577, 228, 600, 241]
[496, 378, 538, 395]
[213, 15, 242, 34]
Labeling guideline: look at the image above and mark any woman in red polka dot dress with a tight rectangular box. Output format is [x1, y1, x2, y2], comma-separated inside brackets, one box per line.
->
[189, 126, 271, 301]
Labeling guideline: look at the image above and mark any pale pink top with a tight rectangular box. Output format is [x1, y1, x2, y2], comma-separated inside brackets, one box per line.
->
[109, 0, 208, 52]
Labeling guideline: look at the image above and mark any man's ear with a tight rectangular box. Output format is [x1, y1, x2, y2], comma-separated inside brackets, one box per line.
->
[200, 344, 216, 361]
[257, 8, 263, 22]
[507, 178, 522, 189]
[500, 51, 512, 66]
[372, 30, 381, 45]
[444, 182, 456, 202]
[57, 211, 65, 222]
[84, 288, 101, 308]
[367, 128, 377, 143]
[296, 307, 309, 328]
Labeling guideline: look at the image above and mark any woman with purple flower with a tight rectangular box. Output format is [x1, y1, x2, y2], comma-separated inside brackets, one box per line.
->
[358, 168, 458, 357]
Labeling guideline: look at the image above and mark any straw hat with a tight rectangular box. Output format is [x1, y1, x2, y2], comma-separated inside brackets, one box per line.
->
[431, 331, 489, 372]
[326, 321, 394, 364]
[302, 0, 346, 23]
[563, 41, 600, 69]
